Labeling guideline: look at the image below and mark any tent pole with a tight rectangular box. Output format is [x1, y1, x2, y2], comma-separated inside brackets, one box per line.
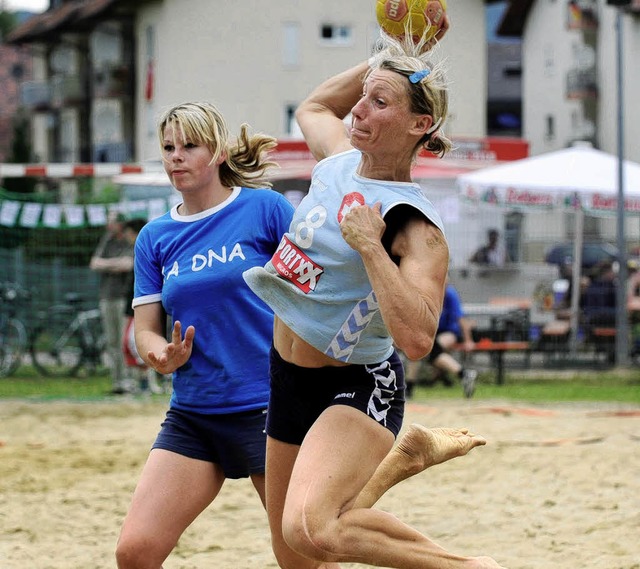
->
[569, 208, 584, 357]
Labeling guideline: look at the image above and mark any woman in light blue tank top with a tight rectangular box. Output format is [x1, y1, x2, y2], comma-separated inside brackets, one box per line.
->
[244, 18, 507, 569]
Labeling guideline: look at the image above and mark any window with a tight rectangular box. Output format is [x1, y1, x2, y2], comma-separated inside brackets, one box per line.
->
[545, 115, 555, 141]
[282, 22, 300, 67]
[319, 24, 353, 45]
[543, 45, 555, 77]
[284, 104, 298, 136]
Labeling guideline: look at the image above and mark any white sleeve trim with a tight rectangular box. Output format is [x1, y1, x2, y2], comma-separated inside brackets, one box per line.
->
[132, 293, 163, 308]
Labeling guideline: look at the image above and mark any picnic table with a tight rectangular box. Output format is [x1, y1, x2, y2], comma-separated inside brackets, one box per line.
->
[452, 338, 530, 385]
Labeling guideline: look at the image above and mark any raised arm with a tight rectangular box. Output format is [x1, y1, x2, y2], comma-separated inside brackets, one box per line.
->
[295, 61, 370, 162]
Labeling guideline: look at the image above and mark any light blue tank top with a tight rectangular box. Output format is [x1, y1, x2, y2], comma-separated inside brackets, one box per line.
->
[243, 149, 445, 364]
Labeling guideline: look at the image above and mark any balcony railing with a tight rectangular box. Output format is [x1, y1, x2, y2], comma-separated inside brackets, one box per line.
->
[93, 141, 133, 163]
[93, 65, 131, 99]
[51, 75, 86, 107]
[20, 80, 52, 110]
[566, 68, 597, 100]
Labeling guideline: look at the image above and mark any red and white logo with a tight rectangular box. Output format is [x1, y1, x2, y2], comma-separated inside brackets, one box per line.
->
[337, 192, 365, 223]
[272, 236, 324, 294]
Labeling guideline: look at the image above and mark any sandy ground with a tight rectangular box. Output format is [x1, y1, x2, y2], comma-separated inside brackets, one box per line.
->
[1, 397, 639, 569]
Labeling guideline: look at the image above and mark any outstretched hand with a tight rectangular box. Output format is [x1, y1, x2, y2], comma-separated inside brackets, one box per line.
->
[147, 320, 195, 375]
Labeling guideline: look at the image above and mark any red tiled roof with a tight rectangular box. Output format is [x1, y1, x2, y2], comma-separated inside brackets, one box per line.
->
[6, 0, 120, 44]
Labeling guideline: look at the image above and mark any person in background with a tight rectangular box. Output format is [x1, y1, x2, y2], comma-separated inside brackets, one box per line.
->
[581, 260, 617, 330]
[470, 228, 509, 267]
[243, 19, 506, 569]
[121, 217, 166, 395]
[115, 101, 294, 568]
[90, 210, 134, 395]
[405, 279, 477, 398]
[626, 259, 640, 355]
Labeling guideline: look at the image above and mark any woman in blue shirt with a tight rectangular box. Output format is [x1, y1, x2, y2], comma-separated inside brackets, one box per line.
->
[115, 102, 294, 568]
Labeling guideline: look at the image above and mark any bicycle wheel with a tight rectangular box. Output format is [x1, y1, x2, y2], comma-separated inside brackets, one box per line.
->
[30, 326, 84, 377]
[77, 310, 109, 377]
[0, 318, 28, 377]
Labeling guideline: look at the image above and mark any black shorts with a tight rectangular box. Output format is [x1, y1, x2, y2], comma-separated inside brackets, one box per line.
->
[267, 346, 405, 445]
[152, 406, 267, 479]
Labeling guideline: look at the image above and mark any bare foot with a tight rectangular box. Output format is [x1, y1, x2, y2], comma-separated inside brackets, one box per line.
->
[353, 425, 486, 509]
[396, 424, 487, 471]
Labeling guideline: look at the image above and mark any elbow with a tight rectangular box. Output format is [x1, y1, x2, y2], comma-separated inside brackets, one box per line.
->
[294, 103, 311, 126]
[398, 334, 434, 362]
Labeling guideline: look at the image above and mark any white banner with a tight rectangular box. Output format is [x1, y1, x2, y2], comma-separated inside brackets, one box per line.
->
[0, 200, 21, 226]
[0, 198, 174, 228]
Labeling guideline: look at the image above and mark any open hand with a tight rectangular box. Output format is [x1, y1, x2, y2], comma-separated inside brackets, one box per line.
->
[147, 320, 195, 375]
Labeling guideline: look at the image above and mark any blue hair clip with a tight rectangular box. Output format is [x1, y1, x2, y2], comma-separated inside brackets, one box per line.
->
[409, 68, 431, 84]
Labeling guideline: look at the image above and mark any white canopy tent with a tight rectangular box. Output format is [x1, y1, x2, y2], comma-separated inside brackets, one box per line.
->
[457, 143, 640, 354]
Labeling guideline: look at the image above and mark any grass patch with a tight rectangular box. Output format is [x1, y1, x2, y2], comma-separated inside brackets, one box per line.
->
[1, 365, 639, 405]
[411, 369, 640, 404]
[0, 366, 167, 401]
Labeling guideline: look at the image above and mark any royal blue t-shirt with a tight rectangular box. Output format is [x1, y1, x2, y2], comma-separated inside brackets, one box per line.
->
[438, 284, 464, 337]
[133, 187, 294, 414]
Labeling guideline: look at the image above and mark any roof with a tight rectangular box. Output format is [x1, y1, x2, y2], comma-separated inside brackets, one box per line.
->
[5, 0, 134, 44]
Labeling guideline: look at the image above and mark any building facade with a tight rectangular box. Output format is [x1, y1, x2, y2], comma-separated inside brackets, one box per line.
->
[7, 0, 489, 165]
[499, 0, 640, 162]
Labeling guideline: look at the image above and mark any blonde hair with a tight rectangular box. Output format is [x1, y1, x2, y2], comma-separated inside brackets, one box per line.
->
[158, 101, 278, 188]
[368, 30, 452, 158]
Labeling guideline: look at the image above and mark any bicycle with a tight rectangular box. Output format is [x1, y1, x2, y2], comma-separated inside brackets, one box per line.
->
[30, 293, 108, 377]
[0, 282, 30, 377]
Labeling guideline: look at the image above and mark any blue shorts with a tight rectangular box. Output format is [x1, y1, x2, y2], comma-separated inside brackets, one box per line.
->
[152, 407, 267, 479]
[267, 346, 405, 445]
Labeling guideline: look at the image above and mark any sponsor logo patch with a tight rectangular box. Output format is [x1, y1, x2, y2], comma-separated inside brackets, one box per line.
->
[337, 192, 365, 223]
[271, 235, 324, 294]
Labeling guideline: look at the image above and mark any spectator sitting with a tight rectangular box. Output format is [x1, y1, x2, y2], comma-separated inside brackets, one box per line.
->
[405, 280, 477, 399]
[469, 228, 509, 267]
[581, 260, 617, 330]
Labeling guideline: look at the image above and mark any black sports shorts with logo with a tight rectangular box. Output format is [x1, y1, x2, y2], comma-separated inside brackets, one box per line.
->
[266, 345, 405, 445]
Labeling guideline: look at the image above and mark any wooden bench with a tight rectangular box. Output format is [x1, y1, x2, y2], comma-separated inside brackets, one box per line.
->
[592, 327, 616, 338]
[452, 339, 530, 385]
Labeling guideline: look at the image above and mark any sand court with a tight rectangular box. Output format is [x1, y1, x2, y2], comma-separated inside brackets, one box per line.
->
[1, 398, 639, 568]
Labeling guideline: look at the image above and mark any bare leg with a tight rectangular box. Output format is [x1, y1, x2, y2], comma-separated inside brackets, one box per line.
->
[282, 409, 504, 568]
[353, 424, 486, 509]
[267, 437, 343, 569]
[116, 449, 226, 569]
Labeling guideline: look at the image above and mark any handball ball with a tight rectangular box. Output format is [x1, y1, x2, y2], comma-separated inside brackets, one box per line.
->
[376, 0, 447, 42]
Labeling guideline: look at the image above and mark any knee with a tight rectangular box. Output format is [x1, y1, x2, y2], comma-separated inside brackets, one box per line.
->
[115, 533, 158, 569]
[281, 509, 338, 563]
[114, 536, 139, 569]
